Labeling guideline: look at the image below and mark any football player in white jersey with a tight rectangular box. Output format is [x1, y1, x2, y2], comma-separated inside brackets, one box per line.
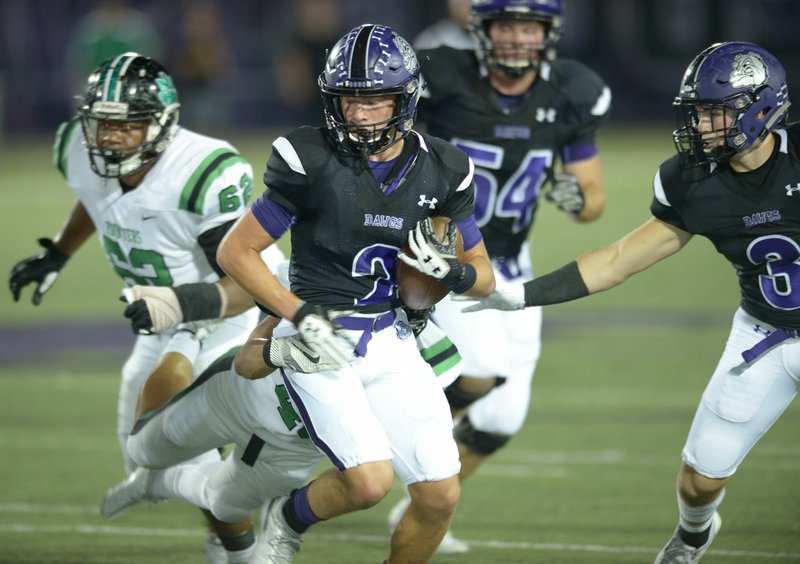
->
[8, 53, 283, 564]
[100, 265, 465, 563]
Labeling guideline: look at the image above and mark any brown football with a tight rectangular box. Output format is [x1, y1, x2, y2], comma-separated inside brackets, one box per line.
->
[397, 216, 464, 310]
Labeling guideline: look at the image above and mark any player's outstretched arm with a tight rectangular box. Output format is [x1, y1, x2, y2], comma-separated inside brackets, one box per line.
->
[460, 218, 691, 312]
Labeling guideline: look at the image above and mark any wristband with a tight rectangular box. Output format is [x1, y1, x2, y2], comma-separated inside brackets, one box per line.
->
[262, 339, 277, 369]
[522, 261, 589, 307]
[444, 263, 477, 294]
[173, 282, 224, 321]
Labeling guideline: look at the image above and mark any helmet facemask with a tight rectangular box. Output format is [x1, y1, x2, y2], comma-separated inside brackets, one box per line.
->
[78, 53, 180, 178]
[469, 0, 563, 77]
[672, 42, 791, 167]
[319, 24, 421, 158]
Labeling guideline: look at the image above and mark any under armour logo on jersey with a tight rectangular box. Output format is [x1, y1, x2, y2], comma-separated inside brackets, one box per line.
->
[418, 195, 438, 209]
[785, 183, 800, 196]
[536, 108, 557, 123]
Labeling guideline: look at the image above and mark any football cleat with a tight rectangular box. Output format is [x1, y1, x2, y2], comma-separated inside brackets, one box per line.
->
[654, 512, 722, 564]
[204, 531, 227, 564]
[250, 496, 301, 564]
[387, 494, 469, 554]
[100, 467, 164, 519]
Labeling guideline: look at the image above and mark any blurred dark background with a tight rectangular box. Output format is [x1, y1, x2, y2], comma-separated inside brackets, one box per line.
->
[1, 0, 798, 140]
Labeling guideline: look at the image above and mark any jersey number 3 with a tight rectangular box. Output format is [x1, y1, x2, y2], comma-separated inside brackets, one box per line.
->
[748, 235, 800, 310]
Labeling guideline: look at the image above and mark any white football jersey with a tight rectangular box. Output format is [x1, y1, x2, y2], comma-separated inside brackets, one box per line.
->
[54, 120, 253, 287]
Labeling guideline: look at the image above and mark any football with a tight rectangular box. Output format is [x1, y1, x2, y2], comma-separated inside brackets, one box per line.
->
[397, 216, 464, 310]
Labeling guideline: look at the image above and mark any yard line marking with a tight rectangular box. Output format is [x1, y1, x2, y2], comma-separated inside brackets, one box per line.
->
[0, 503, 97, 515]
[1, 523, 799, 560]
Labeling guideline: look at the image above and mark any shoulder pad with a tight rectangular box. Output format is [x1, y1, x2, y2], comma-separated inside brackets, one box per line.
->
[274, 126, 334, 181]
[419, 132, 471, 175]
[418, 47, 477, 98]
[547, 59, 611, 117]
[52, 117, 81, 179]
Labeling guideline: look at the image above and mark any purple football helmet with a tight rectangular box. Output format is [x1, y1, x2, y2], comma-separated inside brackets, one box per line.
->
[318, 24, 421, 157]
[673, 42, 790, 166]
[469, 0, 563, 77]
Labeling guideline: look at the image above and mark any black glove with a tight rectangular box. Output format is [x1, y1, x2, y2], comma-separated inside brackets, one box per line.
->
[9, 238, 70, 305]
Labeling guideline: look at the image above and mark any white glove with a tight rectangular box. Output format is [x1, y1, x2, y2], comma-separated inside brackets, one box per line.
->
[397, 218, 456, 280]
[453, 282, 526, 312]
[294, 303, 355, 368]
[122, 286, 182, 334]
[267, 335, 349, 373]
[545, 172, 585, 214]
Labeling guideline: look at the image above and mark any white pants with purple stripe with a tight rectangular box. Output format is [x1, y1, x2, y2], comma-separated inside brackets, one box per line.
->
[274, 313, 461, 485]
[682, 307, 800, 478]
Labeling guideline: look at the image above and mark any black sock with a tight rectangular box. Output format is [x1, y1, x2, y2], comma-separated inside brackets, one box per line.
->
[281, 486, 321, 534]
[678, 525, 711, 548]
[219, 527, 255, 551]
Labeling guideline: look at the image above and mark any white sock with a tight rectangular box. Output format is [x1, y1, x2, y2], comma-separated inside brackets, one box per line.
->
[149, 451, 221, 508]
[226, 545, 255, 563]
[678, 488, 725, 532]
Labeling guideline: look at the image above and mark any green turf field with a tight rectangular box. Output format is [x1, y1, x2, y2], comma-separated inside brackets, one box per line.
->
[1, 127, 799, 563]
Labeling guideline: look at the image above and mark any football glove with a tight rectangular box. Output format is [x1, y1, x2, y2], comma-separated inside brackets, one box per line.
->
[545, 172, 585, 214]
[398, 218, 475, 294]
[9, 238, 70, 305]
[455, 282, 526, 312]
[265, 335, 349, 373]
[293, 302, 355, 367]
[122, 286, 182, 335]
[121, 283, 223, 335]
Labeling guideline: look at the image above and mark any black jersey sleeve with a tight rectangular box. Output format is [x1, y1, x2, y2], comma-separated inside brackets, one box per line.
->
[649, 156, 689, 231]
[548, 59, 611, 146]
[263, 126, 329, 216]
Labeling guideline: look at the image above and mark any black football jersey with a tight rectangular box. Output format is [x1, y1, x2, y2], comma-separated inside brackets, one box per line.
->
[651, 123, 800, 327]
[263, 126, 475, 311]
[417, 47, 610, 258]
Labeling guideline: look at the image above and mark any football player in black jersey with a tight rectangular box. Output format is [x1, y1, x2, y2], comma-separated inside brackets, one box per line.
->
[459, 41, 794, 563]
[388, 0, 612, 552]
[217, 24, 495, 564]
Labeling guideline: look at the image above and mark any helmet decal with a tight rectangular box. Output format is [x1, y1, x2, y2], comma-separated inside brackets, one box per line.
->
[395, 34, 417, 75]
[672, 42, 790, 166]
[155, 72, 179, 106]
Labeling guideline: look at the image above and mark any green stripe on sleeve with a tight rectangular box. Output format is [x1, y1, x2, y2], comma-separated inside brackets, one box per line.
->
[179, 149, 247, 214]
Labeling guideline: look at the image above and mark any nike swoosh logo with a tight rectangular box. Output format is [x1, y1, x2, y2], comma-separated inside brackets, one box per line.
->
[142, 215, 157, 221]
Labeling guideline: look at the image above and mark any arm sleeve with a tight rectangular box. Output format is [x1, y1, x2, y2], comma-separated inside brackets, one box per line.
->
[198, 219, 236, 277]
[522, 261, 589, 307]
